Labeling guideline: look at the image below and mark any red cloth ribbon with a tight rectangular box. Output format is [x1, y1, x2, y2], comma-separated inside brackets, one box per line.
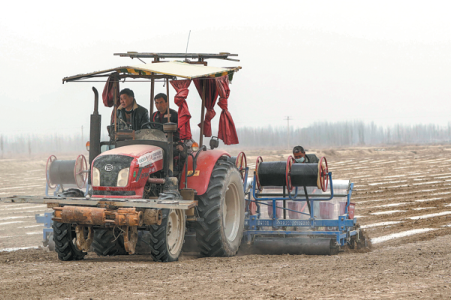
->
[102, 72, 119, 108]
[194, 78, 219, 137]
[215, 76, 239, 145]
[170, 79, 192, 140]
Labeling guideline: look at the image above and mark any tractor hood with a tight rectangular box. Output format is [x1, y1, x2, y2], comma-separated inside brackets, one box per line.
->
[96, 144, 163, 164]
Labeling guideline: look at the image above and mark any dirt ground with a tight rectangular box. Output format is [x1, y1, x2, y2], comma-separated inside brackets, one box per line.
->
[1, 145, 451, 299]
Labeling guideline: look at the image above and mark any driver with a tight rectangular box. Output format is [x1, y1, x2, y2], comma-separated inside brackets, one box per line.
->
[115, 88, 150, 130]
[151, 93, 179, 141]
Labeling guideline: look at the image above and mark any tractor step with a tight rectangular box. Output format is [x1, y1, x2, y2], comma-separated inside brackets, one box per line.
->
[1, 196, 197, 210]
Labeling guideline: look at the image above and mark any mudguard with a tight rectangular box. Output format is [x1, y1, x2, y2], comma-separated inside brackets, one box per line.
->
[179, 149, 230, 196]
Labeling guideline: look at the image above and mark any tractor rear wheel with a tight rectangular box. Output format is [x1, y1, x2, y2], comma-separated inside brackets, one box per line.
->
[53, 222, 86, 261]
[196, 159, 245, 257]
[92, 228, 127, 256]
[148, 209, 186, 262]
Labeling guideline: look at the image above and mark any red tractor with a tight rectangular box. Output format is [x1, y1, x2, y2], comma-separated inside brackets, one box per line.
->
[9, 52, 246, 262]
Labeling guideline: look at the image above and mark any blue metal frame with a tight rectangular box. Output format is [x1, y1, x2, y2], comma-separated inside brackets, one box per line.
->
[43, 179, 90, 238]
[243, 169, 358, 247]
[35, 212, 54, 242]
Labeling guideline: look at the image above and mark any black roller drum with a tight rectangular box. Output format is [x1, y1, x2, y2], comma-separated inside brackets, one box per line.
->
[290, 163, 319, 187]
[257, 162, 287, 186]
[257, 161, 319, 188]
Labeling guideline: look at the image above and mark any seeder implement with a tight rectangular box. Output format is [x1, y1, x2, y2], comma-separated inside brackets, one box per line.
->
[233, 153, 366, 255]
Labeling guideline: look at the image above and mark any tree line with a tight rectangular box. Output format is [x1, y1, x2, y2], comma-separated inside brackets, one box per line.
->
[0, 121, 450, 155]
[232, 121, 451, 148]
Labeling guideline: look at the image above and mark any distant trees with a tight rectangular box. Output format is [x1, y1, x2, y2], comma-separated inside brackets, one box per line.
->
[233, 121, 451, 148]
[0, 133, 88, 155]
[0, 121, 449, 155]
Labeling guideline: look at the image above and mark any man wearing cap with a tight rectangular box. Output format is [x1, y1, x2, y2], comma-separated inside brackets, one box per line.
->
[293, 146, 319, 163]
[115, 88, 151, 130]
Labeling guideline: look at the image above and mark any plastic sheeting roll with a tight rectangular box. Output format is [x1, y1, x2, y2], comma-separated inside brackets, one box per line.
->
[257, 162, 319, 188]
[49, 160, 77, 185]
[47, 155, 87, 189]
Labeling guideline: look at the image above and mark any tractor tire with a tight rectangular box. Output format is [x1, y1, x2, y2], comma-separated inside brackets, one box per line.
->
[92, 228, 127, 256]
[53, 222, 86, 261]
[134, 231, 154, 255]
[148, 209, 186, 262]
[195, 159, 245, 257]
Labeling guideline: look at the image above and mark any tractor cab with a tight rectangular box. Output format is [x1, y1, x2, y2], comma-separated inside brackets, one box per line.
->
[63, 53, 242, 187]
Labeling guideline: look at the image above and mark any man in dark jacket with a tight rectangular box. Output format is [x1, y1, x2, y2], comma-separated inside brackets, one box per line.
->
[115, 88, 150, 130]
[152, 93, 179, 141]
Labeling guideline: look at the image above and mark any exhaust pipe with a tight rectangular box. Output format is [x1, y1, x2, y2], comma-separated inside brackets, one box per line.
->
[89, 87, 102, 183]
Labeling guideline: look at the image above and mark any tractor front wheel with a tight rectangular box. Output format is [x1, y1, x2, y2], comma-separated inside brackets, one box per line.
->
[92, 228, 128, 256]
[147, 209, 186, 262]
[53, 222, 86, 261]
[196, 159, 245, 257]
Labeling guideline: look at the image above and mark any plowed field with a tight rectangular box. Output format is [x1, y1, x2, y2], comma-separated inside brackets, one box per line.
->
[1, 145, 451, 299]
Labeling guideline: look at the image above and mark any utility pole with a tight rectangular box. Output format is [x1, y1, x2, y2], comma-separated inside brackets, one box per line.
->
[28, 136, 31, 156]
[284, 116, 292, 148]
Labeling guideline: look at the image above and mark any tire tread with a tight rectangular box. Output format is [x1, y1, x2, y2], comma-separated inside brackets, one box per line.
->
[195, 160, 245, 257]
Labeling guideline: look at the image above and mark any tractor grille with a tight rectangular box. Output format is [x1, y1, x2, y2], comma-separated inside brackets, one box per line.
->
[93, 155, 134, 187]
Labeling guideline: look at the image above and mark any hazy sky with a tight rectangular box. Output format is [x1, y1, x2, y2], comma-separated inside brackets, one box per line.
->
[1, 0, 450, 138]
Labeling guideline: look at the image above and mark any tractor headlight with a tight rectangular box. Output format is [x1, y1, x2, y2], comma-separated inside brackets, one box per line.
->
[92, 167, 100, 187]
[117, 168, 130, 187]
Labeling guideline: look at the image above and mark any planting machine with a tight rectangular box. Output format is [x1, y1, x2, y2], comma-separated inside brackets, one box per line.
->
[2, 52, 366, 261]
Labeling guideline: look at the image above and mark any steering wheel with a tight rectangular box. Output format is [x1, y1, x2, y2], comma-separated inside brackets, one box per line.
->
[141, 122, 164, 130]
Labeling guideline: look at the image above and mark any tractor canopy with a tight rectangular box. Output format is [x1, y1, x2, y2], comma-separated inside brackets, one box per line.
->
[62, 61, 240, 82]
[63, 58, 242, 145]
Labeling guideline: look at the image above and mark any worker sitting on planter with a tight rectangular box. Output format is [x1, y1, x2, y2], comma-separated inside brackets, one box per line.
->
[293, 146, 319, 163]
